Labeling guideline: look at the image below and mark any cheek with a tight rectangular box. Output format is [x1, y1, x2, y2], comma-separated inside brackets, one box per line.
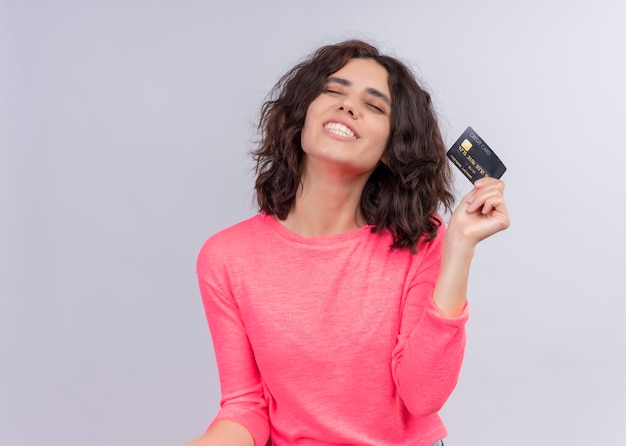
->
[300, 106, 311, 138]
[300, 101, 322, 150]
[300, 116, 313, 151]
[375, 123, 391, 159]
[376, 121, 391, 145]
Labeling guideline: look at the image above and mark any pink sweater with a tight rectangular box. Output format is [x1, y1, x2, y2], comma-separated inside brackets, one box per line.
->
[196, 214, 468, 446]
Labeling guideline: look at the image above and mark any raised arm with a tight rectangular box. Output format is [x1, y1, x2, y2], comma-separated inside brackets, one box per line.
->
[392, 177, 510, 415]
[433, 177, 510, 317]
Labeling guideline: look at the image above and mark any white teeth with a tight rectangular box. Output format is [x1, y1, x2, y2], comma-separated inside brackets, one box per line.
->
[324, 122, 356, 138]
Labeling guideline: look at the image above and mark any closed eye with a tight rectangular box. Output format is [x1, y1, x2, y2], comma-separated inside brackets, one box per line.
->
[367, 103, 385, 113]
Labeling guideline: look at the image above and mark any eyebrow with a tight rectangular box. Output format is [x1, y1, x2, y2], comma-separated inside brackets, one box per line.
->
[326, 76, 392, 106]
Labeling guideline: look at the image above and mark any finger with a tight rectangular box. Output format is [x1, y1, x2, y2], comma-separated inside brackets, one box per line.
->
[466, 178, 500, 203]
[474, 177, 505, 190]
[466, 179, 505, 213]
[481, 195, 504, 214]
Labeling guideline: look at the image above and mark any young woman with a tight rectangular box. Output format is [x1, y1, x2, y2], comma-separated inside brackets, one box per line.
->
[188, 40, 510, 446]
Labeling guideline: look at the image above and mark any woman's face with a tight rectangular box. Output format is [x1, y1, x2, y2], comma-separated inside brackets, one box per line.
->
[300, 58, 391, 177]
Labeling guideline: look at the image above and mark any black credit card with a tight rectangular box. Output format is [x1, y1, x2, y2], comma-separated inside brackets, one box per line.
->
[446, 127, 506, 183]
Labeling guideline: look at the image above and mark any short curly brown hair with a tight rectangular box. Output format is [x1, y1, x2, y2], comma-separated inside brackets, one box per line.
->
[252, 40, 454, 253]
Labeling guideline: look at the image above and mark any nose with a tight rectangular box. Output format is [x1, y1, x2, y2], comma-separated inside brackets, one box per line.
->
[339, 106, 355, 117]
[338, 99, 358, 118]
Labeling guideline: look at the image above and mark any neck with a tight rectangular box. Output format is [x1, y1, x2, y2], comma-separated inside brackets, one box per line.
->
[280, 161, 371, 237]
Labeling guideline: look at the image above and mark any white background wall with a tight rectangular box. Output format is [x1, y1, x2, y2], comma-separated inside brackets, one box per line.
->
[2, 1, 625, 445]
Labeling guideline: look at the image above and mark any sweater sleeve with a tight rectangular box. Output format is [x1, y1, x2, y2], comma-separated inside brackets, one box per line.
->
[390, 224, 469, 416]
[196, 237, 270, 446]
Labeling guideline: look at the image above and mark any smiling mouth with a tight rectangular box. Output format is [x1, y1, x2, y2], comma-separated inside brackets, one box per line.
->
[324, 122, 357, 139]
